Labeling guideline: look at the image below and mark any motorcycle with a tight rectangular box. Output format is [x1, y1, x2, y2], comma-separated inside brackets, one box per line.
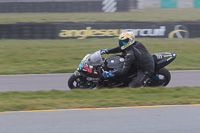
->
[68, 50, 176, 89]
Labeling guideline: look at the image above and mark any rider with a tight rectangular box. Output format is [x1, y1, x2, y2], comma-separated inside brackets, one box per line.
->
[101, 32, 155, 88]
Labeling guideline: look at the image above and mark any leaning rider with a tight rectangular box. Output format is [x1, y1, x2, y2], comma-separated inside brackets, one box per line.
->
[101, 32, 155, 88]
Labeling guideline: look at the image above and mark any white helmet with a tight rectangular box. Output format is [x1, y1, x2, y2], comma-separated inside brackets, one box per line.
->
[119, 32, 135, 50]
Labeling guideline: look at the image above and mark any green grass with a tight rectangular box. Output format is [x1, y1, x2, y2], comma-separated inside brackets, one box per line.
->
[0, 38, 199, 74]
[0, 9, 200, 23]
[0, 9, 199, 112]
[0, 87, 200, 112]
[0, 8, 199, 74]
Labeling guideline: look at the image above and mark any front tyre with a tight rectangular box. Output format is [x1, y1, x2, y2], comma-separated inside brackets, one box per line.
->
[68, 74, 96, 89]
[145, 68, 171, 87]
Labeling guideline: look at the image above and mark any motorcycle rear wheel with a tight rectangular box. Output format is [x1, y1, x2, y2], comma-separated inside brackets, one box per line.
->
[145, 68, 171, 87]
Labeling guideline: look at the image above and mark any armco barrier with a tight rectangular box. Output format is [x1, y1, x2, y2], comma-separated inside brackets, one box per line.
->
[0, 0, 129, 13]
[0, 21, 200, 39]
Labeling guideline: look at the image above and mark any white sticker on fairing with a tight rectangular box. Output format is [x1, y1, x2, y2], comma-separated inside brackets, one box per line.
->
[119, 58, 125, 62]
[167, 57, 173, 61]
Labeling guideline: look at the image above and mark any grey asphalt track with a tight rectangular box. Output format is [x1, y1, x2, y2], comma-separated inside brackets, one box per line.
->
[0, 105, 200, 133]
[0, 70, 199, 92]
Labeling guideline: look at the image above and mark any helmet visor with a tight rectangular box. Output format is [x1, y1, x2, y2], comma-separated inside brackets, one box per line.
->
[119, 38, 129, 47]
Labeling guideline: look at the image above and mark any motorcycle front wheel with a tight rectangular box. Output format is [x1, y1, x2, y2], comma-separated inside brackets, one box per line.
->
[68, 74, 97, 89]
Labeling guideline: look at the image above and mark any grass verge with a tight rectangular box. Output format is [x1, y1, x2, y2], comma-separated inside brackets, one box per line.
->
[0, 9, 200, 23]
[0, 38, 199, 74]
[0, 87, 200, 112]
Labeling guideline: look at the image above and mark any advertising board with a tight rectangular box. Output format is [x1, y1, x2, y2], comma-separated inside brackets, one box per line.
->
[161, 0, 177, 8]
[57, 22, 198, 39]
[194, 0, 200, 8]
[0, 21, 199, 39]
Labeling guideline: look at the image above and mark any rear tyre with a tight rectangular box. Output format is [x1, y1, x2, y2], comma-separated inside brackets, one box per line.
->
[145, 68, 171, 87]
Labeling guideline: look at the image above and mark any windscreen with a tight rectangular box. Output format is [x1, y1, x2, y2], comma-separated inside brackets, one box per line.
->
[84, 51, 103, 66]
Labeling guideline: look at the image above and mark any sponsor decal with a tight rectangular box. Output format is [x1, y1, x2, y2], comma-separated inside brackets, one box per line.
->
[156, 55, 163, 59]
[59, 27, 123, 39]
[124, 26, 166, 37]
[58, 25, 190, 39]
[111, 60, 115, 63]
[164, 54, 172, 57]
[168, 25, 189, 38]
[59, 26, 166, 39]
[167, 57, 173, 61]
[119, 58, 125, 62]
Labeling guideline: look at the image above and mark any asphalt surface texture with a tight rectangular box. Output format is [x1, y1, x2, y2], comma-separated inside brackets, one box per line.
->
[0, 71, 199, 133]
[0, 105, 200, 133]
[0, 70, 199, 92]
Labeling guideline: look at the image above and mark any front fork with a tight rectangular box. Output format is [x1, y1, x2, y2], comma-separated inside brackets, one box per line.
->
[74, 70, 102, 89]
[74, 70, 81, 77]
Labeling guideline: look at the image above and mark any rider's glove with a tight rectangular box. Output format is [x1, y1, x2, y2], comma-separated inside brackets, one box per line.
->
[103, 71, 114, 78]
[100, 49, 109, 55]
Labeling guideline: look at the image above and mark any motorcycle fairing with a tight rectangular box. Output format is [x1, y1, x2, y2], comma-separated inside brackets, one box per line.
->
[153, 52, 177, 71]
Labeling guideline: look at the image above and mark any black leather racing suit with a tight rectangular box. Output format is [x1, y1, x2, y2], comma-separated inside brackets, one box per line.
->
[106, 41, 155, 88]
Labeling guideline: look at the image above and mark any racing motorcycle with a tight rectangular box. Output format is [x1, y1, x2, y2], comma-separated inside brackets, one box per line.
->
[68, 50, 176, 89]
